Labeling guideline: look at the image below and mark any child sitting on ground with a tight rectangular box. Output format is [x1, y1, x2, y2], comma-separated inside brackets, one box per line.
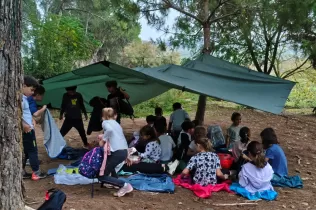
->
[182, 138, 229, 186]
[232, 127, 252, 163]
[226, 112, 242, 149]
[261, 128, 288, 176]
[146, 115, 156, 127]
[176, 121, 195, 162]
[239, 141, 274, 193]
[137, 125, 162, 163]
[168, 102, 190, 144]
[154, 107, 167, 130]
[98, 108, 133, 197]
[187, 126, 207, 157]
[156, 124, 176, 163]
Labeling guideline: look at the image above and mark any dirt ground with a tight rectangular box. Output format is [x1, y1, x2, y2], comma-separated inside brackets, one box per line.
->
[25, 106, 316, 210]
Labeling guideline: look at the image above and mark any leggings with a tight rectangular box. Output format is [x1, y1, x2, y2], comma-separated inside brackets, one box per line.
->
[121, 162, 165, 174]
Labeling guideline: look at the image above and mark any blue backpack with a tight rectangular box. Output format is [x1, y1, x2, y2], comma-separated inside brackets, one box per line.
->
[79, 147, 103, 179]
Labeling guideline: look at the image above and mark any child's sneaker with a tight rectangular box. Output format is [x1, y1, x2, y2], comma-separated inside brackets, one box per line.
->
[32, 171, 47, 181]
[114, 183, 133, 197]
[168, 160, 180, 175]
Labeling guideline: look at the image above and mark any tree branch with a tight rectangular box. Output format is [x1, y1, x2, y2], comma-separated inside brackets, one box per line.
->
[267, 27, 283, 74]
[162, 0, 204, 24]
[281, 58, 310, 78]
[63, 8, 107, 21]
[209, 10, 240, 24]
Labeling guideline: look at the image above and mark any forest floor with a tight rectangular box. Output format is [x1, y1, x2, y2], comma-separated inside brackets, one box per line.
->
[25, 105, 316, 210]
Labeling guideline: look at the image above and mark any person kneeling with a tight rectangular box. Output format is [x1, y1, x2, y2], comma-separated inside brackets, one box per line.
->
[181, 138, 229, 186]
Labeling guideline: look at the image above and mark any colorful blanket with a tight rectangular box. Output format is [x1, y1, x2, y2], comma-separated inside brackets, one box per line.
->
[173, 175, 232, 198]
[230, 183, 278, 201]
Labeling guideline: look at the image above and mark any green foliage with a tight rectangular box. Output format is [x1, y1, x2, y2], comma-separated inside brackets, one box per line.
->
[24, 15, 100, 79]
[119, 41, 181, 68]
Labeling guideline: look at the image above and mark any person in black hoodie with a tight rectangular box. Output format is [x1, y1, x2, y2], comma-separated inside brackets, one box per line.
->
[87, 96, 107, 135]
[59, 86, 89, 148]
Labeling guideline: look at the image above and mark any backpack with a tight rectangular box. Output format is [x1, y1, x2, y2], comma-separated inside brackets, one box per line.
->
[79, 147, 104, 179]
[37, 188, 66, 210]
[207, 125, 225, 148]
[117, 98, 134, 117]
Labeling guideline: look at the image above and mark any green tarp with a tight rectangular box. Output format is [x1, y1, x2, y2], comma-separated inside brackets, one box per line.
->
[41, 55, 295, 114]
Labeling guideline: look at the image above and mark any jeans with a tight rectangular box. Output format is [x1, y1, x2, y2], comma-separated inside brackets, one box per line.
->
[98, 149, 127, 187]
[22, 130, 39, 172]
[60, 118, 88, 145]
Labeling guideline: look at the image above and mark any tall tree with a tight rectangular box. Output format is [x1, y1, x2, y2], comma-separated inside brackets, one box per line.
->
[137, 0, 242, 124]
[0, 0, 24, 209]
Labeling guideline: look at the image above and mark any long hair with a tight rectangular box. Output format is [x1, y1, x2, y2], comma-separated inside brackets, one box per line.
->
[260, 127, 279, 149]
[194, 126, 207, 140]
[140, 125, 160, 144]
[195, 138, 212, 152]
[247, 141, 266, 168]
[239, 127, 250, 144]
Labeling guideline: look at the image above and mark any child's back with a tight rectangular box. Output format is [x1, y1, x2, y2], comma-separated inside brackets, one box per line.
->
[102, 119, 128, 151]
[265, 144, 288, 176]
[170, 109, 190, 131]
[239, 162, 274, 193]
[159, 134, 175, 162]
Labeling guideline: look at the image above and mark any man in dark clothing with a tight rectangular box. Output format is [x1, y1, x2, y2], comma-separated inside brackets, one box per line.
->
[154, 107, 167, 131]
[105, 80, 130, 124]
[59, 86, 89, 148]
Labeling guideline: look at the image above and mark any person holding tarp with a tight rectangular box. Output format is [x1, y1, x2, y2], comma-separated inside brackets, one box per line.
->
[105, 80, 130, 124]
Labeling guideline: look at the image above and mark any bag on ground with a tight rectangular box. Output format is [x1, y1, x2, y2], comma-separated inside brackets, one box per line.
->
[37, 188, 66, 210]
[207, 125, 225, 148]
[79, 147, 103, 178]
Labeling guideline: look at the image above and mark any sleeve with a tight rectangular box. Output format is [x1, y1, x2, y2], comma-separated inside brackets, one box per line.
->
[60, 94, 67, 117]
[265, 148, 274, 160]
[186, 156, 196, 170]
[238, 166, 249, 187]
[171, 137, 176, 148]
[177, 134, 190, 159]
[215, 154, 221, 169]
[184, 111, 190, 120]
[139, 142, 153, 159]
[102, 122, 112, 141]
[169, 113, 174, 123]
[27, 98, 38, 115]
[78, 94, 87, 115]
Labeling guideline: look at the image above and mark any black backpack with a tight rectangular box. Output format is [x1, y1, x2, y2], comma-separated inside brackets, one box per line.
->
[117, 98, 134, 117]
[37, 189, 66, 210]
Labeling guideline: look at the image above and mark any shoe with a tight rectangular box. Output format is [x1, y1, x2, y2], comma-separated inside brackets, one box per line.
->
[167, 160, 180, 175]
[23, 171, 32, 179]
[102, 183, 120, 189]
[26, 159, 30, 166]
[114, 183, 133, 197]
[32, 171, 47, 181]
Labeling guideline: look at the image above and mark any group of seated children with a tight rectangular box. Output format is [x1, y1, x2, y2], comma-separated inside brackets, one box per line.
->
[97, 103, 288, 198]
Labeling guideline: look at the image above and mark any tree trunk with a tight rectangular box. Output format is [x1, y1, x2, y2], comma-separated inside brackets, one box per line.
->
[0, 0, 24, 209]
[195, 0, 211, 125]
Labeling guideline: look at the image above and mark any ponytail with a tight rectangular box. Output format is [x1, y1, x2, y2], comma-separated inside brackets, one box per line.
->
[195, 138, 212, 152]
[247, 141, 266, 168]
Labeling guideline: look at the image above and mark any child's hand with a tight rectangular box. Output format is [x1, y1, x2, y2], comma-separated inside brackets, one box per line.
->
[126, 158, 133, 166]
[42, 105, 47, 110]
[224, 174, 229, 180]
[23, 123, 32, 133]
[99, 140, 105, 147]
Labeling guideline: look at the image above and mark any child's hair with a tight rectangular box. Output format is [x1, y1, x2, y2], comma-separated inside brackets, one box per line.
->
[194, 126, 207, 140]
[172, 102, 182, 110]
[192, 120, 200, 127]
[231, 112, 241, 121]
[239, 127, 250, 144]
[247, 141, 266, 168]
[155, 107, 163, 116]
[146, 115, 156, 124]
[65, 86, 77, 91]
[155, 124, 166, 135]
[140, 125, 160, 144]
[105, 80, 118, 88]
[24, 76, 38, 87]
[102, 108, 116, 120]
[260, 127, 279, 149]
[181, 121, 194, 132]
[195, 138, 212, 152]
[33, 85, 46, 96]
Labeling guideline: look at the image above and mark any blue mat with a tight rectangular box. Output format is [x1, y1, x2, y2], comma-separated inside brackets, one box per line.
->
[271, 174, 303, 188]
[230, 183, 278, 201]
[120, 174, 175, 193]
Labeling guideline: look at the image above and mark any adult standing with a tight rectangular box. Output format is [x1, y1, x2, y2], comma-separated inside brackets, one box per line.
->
[105, 81, 130, 124]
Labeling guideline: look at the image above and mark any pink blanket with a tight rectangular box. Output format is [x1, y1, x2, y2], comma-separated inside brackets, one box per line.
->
[173, 175, 233, 198]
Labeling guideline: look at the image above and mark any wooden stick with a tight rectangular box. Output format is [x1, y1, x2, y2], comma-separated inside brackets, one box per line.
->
[213, 203, 258, 206]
